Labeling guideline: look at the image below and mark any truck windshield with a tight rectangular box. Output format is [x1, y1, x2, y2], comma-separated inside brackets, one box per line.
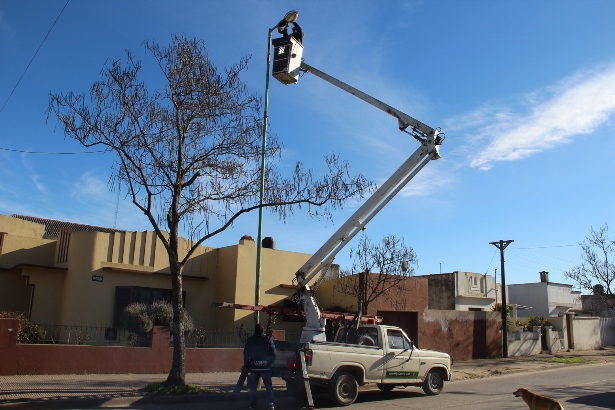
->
[387, 329, 412, 350]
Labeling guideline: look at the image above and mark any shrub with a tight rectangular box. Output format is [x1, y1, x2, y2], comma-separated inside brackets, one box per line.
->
[121, 303, 153, 335]
[120, 301, 194, 345]
[149, 300, 194, 333]
[0, 311, 47, 344]
[526, 316, 551, 328]
[149, 300, 173, 327]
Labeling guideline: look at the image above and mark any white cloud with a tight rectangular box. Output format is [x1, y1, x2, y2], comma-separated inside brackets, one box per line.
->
[454, 62, 615, 170]
[70, 171, 112, 203]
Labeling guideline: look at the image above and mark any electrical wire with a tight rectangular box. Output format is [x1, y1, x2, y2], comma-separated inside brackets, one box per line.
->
[0, 0, 70, 116]
[0, 147, 104, 155]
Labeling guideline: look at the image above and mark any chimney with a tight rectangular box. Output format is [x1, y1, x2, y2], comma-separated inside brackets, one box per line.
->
[539, 271, 549, 283]
[262, 237, 276, 249]
[239, 235, 255, 246]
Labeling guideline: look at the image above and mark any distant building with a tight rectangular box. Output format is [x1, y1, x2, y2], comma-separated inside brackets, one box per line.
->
[420, 271, 503, 311]
[581, 285, 615, 317]
[508, 271, 581, 318]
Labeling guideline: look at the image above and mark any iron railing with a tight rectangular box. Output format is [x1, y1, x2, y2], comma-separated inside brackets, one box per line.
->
[25, 323, 134, 346]
[22, 323, 303, 348]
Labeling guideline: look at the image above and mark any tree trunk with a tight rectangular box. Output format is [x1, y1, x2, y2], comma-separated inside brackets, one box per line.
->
[166, 256, 186, 385]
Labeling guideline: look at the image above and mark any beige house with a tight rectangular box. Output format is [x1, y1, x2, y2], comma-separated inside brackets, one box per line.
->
[0, 214, 315, 335]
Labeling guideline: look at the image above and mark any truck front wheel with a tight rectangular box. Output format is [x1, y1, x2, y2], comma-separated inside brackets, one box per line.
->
[422, 369, 444, 395]
[329, 372, 359, 406]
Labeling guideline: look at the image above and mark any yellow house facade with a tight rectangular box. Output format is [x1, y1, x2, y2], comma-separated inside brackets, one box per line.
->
[0, 214, 315, 335]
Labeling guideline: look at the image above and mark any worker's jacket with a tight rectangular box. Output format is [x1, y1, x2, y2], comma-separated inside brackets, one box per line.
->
[243, 333, 276, 372]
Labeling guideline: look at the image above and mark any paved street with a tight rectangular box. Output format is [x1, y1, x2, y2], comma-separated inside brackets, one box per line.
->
[112, 362, 615, 409]
[2, 361, 614, 409]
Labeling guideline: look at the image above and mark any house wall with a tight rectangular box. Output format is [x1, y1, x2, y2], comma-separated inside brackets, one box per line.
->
[582, 294, 615, 317]
[508, 283, 548, 316]
[424, 272, 502, 312]
[507, 328, 541, 356]
[0, 272, 31, 313]
[571, 317, 601, 350]
[427, 274, 455, 310]
[420, 310, 501, 361]
[455, 271, 501, 311]
[22, 267, 66, 324]
[509, 282, 581, 317]
[0, 215, 56, 268]
[546, 285, 582, 315]
[318, 276, 502, 361]
[0, 215, 314, 337]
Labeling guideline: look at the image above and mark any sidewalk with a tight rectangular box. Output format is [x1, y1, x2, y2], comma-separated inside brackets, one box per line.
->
[1, 347, 614, 408]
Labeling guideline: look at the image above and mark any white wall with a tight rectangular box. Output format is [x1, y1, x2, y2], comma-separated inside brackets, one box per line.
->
[454, 271, 501, 311]
[508, 282, 581, 317]
[507, 328, 541, 357]
[508, 283, 549, 317]
[572, 317, 602, 350]
[546, 285, 582, 316]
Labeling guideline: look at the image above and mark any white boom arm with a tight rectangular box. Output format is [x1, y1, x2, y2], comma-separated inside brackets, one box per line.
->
[295, 62, 442, 343]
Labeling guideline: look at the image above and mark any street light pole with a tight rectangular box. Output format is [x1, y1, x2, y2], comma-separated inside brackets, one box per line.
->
[490, 239, 513, 358]
[255, 11, 299, 328]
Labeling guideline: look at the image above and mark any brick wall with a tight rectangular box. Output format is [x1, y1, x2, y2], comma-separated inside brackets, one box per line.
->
[0, 319, 251, 375]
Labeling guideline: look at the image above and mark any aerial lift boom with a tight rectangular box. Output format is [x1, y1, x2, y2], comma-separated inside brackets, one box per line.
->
[294, 62, 442, 343]
[216, 40, 442, 343]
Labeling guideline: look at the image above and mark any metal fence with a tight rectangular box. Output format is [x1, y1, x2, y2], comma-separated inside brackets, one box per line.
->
[25, 323, 134, 346]
[21, 324, 305, 348]
[183, 330, 245, 348]
[600, 317, 615, 346]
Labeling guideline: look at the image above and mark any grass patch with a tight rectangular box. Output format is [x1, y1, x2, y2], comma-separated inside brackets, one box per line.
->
[540, 357, 588, 364]
[139, 382, 208, 396]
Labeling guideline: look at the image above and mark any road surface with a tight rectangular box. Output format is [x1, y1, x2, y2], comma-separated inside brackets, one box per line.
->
[5, 362, 614, 409]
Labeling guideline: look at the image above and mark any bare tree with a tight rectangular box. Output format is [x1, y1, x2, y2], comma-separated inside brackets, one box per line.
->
[335, 234, 417, 315]
[48, 35, 373, 385]
[565, 223, 615, 313]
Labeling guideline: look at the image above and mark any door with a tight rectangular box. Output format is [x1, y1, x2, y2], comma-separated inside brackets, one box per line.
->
[383, 328, 420, 382]
[378, 310, 419, 345]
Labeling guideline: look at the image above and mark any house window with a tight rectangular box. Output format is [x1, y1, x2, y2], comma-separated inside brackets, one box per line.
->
[113, 286, 186, 326]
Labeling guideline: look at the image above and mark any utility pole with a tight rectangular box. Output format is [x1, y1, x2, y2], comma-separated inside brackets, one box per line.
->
[490, 240, 513, 358]
[494, 268, 498, 310]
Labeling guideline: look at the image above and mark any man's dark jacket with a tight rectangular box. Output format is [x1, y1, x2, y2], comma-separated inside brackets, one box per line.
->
[244, 333, 276, 372]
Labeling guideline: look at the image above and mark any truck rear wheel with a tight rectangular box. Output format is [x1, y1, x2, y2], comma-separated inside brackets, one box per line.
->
[329, 372, 358, 406]
[422, 369, 443, 395]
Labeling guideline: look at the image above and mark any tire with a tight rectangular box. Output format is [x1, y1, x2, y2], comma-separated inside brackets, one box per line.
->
[377, 383, 395, 392]
[356, 335, 376, 346]
[329, 372, 359, 406]
[422, 369, 444, 395]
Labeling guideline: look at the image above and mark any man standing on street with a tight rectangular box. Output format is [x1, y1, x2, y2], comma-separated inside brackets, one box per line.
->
[244, 324, 276, 410]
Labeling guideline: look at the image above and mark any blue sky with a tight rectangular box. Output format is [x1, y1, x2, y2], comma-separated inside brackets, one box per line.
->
[1, 1, 614, 289]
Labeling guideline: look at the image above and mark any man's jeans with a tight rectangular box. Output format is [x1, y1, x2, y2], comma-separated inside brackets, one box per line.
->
[248, 370, 274, 407]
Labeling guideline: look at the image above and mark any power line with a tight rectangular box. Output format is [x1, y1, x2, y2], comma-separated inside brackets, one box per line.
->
[513, 245, 577, 249]
[0, 0, 70, 116]
[0, 147, 104, 155]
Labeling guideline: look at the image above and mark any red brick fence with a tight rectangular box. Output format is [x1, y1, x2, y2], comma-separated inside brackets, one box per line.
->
[0, 319, 254, 375]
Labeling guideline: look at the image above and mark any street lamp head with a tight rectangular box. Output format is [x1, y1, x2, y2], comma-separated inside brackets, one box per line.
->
[284, 10, 299, 23]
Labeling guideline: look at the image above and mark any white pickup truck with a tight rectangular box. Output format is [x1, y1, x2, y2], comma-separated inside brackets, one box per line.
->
[272, 324, 452, 406]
